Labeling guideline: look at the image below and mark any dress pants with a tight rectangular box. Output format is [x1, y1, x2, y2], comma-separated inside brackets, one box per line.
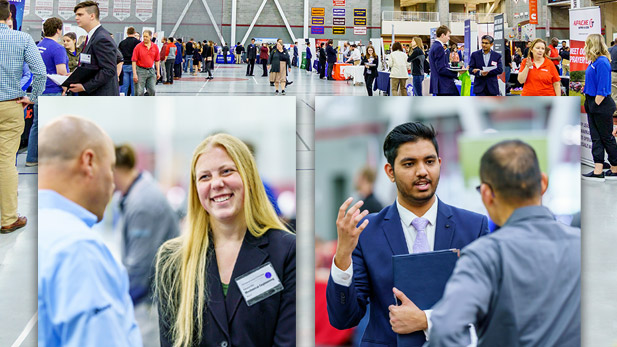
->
[327, 62, 334, 80]
[585, 94, 617, 165]
[246, 59, 255, 75]
[412, 75, 424, 96]
[390, 78, 407, 96]
[365, 74, 376, 96]
[0, 101, 24, 226]
[165, 60, 174, 83]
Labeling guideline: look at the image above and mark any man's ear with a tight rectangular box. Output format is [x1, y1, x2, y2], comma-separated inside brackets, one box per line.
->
[540, 172, 549, 195]
[78, 149, 96, 177]
[384, 163, 395, 182]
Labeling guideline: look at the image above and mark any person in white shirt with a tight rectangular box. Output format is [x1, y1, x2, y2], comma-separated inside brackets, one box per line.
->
[345, 44, 362, 65]
[387, 42, 410, 96]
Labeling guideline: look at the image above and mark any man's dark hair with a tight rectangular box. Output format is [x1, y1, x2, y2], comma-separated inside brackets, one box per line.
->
[168, 36, 174, 42]
[436, 25, 450, 38]
[177, 38, 182, 43]
[74, 1, 99, 20]
[481, 35, 494, 44]
[115, 144, 136, 170]
[126, 27, 135, 35]
[237, 42, 240, 45]
[251, 38, 255, 41]
[0, 0, 10, 21]
[480, 140, 542, 202]
[383, 122, 439, 167]
[328, 39, 333, 45]
[43, 17, 63, 37]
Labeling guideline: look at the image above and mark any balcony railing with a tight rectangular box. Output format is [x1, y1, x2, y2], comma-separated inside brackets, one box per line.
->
[382, 11, 439, 22]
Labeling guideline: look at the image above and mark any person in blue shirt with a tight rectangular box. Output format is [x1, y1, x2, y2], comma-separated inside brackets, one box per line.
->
[38, 115, 142, 347]
[581, 34, 617, 181]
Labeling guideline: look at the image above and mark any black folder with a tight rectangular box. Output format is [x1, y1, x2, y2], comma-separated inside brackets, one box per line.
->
[61, 65, 99, 87]
[392, 249, 459, 346]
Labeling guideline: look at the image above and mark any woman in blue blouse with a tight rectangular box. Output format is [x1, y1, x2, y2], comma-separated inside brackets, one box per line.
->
[582, 34, 617, 181]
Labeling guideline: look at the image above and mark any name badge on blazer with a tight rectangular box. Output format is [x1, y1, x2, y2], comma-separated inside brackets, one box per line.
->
[80, 54, 92, 64]
[235, 262, 283, 306]
[491, 61, 497, 66]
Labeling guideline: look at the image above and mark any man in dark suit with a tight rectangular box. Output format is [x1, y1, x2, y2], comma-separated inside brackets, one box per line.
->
[246, 38, 257, 76]
[68, 1, 119, 96]
[428, 140, 580, 346]
[293, 41, 299, 67]
[318, 43, 327, 79]
[429, 25, 465, 96]
[326, 122, 489, 347]
[469, 35, 503, 96]
[326, 39, 338, 80]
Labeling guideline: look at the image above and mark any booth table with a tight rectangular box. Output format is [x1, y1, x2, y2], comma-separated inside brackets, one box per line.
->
[333, 63, 352, 80]
[373, 71, 391, 95]
[341, 65, 365, 84]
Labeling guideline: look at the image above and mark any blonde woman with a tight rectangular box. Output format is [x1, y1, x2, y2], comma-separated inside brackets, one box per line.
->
[155, 134, 295, 347]
[408, 37, 425, 96]
[517, 38, 561, 96]
[581, 34, 617, 180]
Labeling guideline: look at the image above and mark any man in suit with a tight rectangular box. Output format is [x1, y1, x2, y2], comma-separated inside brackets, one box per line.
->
[326, 39, 338, 80]
[305, 42, 312, 72]
[428, 140, 580, 346]
[246, 38, 257, 76]
[293, 41, 299, 67]
[429, 25, 465, 96]
[318, 42, 327, 79]
[68, 1, 119, 96]
[326, 122, 489, 347]
[469, 35, 503, 96]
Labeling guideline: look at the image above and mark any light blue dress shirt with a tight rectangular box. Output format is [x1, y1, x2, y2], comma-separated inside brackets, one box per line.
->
[38, 190, 143, 347]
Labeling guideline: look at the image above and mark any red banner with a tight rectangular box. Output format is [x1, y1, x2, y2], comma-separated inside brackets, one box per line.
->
[529, 0, 538, 24]
[333, 0, 345, 6]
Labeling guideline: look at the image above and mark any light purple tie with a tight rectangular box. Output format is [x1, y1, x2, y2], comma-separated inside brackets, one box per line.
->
[411, 217, 430, 254]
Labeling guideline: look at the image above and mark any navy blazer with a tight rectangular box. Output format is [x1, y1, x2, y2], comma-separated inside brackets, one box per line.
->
[326, 45, 338, 63]
[428, 41, 459, 95]
[80, 26, 119, 96]
[326, 200, 488, 347]
[159, 229, 295, 347]
[468, 50, 503, 96]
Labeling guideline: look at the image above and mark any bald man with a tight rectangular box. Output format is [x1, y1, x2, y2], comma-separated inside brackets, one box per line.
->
[37, 115, 142, 347]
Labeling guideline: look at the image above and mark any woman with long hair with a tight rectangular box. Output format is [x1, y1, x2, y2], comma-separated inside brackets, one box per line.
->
[155, 134, 295, 347]
[408, 37, 425, 96]
[62, 32, 81, 72]
[517, 38, 561, 96]
[581, 34, 617, 180]
[361, 45, 379, 96]
[387, 42, 409, 96]
[192, 42, 202, 76]
[268, 41, 291, 95]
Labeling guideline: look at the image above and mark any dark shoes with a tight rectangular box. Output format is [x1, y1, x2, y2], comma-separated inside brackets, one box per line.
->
[270, 82, 275, 86]
[1, 216, 27, 234]
[605, 170, 617, 180]
[582, 171, 605, 181]
[281, 90, 286, 95]
[286, 80, 293, 86]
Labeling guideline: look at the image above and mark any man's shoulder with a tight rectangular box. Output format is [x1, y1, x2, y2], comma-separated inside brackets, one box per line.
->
[440, 200, 487, 225]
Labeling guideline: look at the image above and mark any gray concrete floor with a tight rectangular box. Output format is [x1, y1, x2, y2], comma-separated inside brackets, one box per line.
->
[581, 164, 617, 347]
[0, 152, 37, 347]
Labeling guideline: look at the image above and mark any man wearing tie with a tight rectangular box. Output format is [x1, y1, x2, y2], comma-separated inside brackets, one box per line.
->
[69, 1, 119, 96]
[326, 122, 489, 347]
[429, 25, 466, 96]
[469, 35, 503, 96]
[245, 38, 257, 76]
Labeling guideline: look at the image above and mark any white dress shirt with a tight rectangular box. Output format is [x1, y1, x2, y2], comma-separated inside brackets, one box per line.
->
[86, 24, 101, 48]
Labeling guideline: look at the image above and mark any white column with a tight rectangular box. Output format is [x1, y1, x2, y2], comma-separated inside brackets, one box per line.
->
[231, 0, 237, 45]
[156, 0, 163, 32]
[304, 0, 309, 38]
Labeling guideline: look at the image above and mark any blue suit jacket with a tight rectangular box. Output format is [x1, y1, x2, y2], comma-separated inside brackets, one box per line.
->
[428, 41, 459, 95]
[468, 50, 503, 96]
[326, 200, 488, 347]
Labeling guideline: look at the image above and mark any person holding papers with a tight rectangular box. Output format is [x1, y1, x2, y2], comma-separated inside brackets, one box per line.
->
[469, 35, 503, 96]
[429, 25, 467, 96]
[428, 140, 580, 346]
[155, 134, 295, 347]
[326, 122, 488, 347]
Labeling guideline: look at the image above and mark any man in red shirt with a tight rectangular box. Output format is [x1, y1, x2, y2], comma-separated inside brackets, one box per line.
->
[131, 30, 160, 96]
[548, 37, 562, 76]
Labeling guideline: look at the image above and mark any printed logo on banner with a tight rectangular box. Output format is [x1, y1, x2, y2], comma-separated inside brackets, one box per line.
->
[333, 0, 345, 6]
[98, 0, 109, 19]
[311, 26, 325, 35]
[354, 27, 367, 35]
[333, 17, 346, 26]
[312, 17, 324, 25]
[58, 0, 76, 20]
[332, 26, 345, 35]
[354, 18, 366, 26]
[333, 8, 345, 16]
[311, 7, 325, 16]
[529, 0, 538, 24]
[354, 9, 367, 17]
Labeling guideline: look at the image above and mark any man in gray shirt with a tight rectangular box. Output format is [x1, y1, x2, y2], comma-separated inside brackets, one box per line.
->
[428, 140, 580, 347]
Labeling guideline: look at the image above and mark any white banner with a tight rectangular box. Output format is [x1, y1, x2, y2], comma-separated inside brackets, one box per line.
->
[24, 0, 30, 16]
[58, 0, 75, 20]
[113, 0, 131, 21]
[98, 0, 109, 19]
[135, 0, 153, 22]
[354, 27, 367, 35]
[34, 0, 53, 19]
[569, 7, 601, 71]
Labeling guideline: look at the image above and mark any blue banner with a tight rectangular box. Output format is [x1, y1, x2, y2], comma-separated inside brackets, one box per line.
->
[311, 26, 324, 35]
[333, 8, 345, 16]
[464, 19, 471, 66]
[9, 0, 25, 31]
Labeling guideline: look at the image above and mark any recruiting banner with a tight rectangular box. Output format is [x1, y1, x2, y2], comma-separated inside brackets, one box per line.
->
[529, 0, 538, 24]
[58, 0, 75, 20]
[135, 0, 153, 22]
[354, 8, 366, 17]
[311, 7, 325, 16]
[24, 0, 29, 16]
[354, 17, 366, 26]
[569, 7, 601, 72]
[354, 27, 366, 35]
[464, 19, 471, 66]
[333, 0, 345, 6]
[99, 0, 109, 19]
[113, 0, 131, 21]
[333, 8, 345, 16]
[34, 0, 52, 19]
[332, 26, 345, 35]
[311, 26, 324, 35]
[8, 0, 25, 30]
[493, 14, 506, 96]
[311, 17, 324, 25]
[333, 17, 345, 26]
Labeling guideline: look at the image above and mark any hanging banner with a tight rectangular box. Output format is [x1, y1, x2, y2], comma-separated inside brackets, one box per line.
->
[98, 0, 109, 19]
[354, 17, 366, 26]
[135, 0, 152, 22]
[24, 0, 30, 16]
[311, 26, 324, 35]
[354, 8, 366, 17]
[333, 0, 345, 6]
[58, 0, 75, 20]
[333, 17, 345, 26]
[311, 17, 324, 25]
[464, 19, 471, 66]
[529, 0, 538, 24]
[333, 8, 345, 16]
[493, 14, 506, 96]
[311, 7, 325, 16]
[8, 0, 25, 30]
[332, 26, 345, 35]
[34, 0, 52, 19]
[354, 27, 367, 35]
[113, 0, 131, 21]
[569, 7, 601, 72]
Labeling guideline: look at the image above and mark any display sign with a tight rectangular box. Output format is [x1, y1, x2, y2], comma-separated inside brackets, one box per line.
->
[354, 17, 366, 26]
[464, 19, 471, 66]
[333, 0, 345, 6]
[58, 0, 76, 20]
[569, 6, 601, 72]
[529, 0, 538, 24]
[354, 27, 367, 35]
[135, 0, 153, 22]
[333, 17, 346, 26]
[493, 14, 506, 96]
[34, 0, 52, 19]
[311, 26, 324, 35]
[333, 8, 345, 16]
[8, 0, 25, 30]
[98, 0, 109, 19]
[332, 26, 345, 35]
[311, 7, 325, 16]
[113, 0, 131, 21]
[354, 8, 366, 17]
[312, 17, 324, 25]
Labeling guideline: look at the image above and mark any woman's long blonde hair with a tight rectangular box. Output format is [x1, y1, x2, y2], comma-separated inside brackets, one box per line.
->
[585, 34, 611, 62]
[412, 37, 424, 53]
[155, 133, 288, 347]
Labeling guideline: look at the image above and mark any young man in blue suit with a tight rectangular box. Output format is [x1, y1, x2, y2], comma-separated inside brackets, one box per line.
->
[326, 122, 489, 347]
[468, 35, 503, 96]
[429, 25, 466, 96]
